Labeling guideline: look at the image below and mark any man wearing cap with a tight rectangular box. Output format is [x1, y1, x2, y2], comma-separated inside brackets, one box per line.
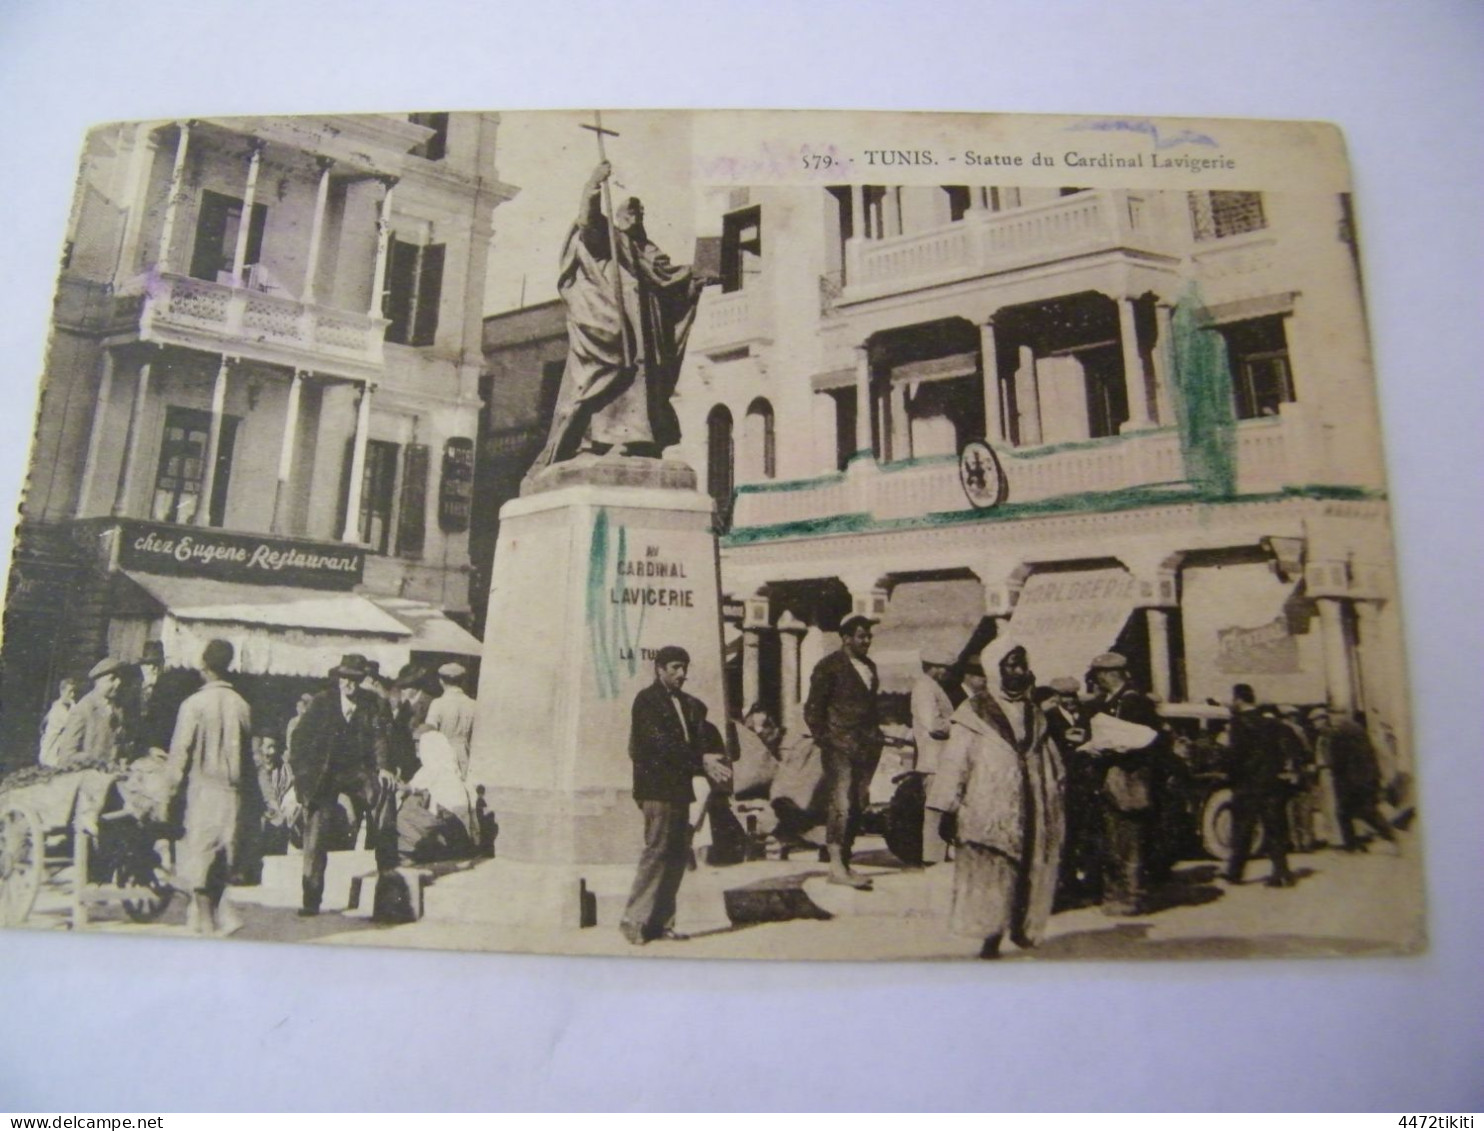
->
[1045, 675, 1098, 903]
[167, 639, 253, 935]
[425, 662, 477, 781]
[1310, 706, 1397, 853]
[804, 615, 885, 889]
[619, 645, 730, 945]
[910, 648, 957, 778]
[388, 664, 437, 783]
[55, 657, 129, 768]
[1082, 652, 1165, 915]
[289, 653, 394, 915]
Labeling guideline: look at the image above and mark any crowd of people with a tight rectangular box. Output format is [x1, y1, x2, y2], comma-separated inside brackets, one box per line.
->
[25, 643, 493, 934]
[622, 617, 1410, 957]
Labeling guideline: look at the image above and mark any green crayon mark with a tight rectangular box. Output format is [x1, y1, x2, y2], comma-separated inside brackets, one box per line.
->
[1170, 281, 1237, 497]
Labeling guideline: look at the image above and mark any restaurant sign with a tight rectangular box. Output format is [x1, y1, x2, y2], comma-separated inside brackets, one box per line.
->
[116, 520, 364, 590]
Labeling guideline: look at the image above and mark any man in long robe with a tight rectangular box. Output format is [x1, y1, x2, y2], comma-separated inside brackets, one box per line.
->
[924, 639, 1066, 959]
[532, 160, 713, 470]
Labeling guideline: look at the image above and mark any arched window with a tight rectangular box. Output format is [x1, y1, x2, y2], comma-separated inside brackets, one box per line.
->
[744, 397, 776, 481]
[706, 404, 735, 528]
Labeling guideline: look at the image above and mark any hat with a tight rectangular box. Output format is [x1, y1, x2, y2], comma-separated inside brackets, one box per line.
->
[438, 662, 467, 680]
[140, 640, 165, 666]
[920, 648, 956, 668]
[1049, 676, 1080, 695]
[88, 657, 126, 680]
[1277, 704, 1301, 718]
[364, 660, 382, 679]
[393, 662, 431, 690]
[1088, 652, 1128, 672]
[331, 653, 371, 680]
[1307, 705, 1331, 721]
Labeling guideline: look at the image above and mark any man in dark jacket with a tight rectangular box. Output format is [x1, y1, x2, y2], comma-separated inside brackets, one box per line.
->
[1083, 652, 1165, 915]
[804, 615, 884, 890]
[619, 645, 729, 945]
[1223, 684, 1299, 887]
[288, 653, 393, 915]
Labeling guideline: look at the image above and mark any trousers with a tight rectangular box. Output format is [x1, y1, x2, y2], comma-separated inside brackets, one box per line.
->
[301, 776, 396, 912]
[620, 800, 693, 938]
[822, 745, 881, 852]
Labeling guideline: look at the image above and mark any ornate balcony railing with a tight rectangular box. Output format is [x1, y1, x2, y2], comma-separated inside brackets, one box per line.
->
[730, 417, 1297, 536]
[840, 189, 1167, 303]
[105, 272, 387, 373]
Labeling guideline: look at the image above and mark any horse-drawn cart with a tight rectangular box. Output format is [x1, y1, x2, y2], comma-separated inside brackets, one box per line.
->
[0, 757, 178, 929]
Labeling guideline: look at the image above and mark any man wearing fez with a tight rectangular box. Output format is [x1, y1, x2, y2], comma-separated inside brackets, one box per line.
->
[167, 639, 252, 936]
[425, 661, 477, 781]
[910, 647, 957, 779]
[289, 653, 394, 916]
[532, 160, 716, 469]
[56, 657, 129, 768]
[620, 645, 730, 945]
[1045, 674, 1099, 903]
[1082, 652, 1165, 916]
[804, 616, 885, 890]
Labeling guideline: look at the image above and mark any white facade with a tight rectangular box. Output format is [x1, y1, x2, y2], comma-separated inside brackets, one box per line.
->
[672, 183, 1408, 780]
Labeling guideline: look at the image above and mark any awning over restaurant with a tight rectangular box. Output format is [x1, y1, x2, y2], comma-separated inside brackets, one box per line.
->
[364, 596, 482, 657]
[119, 572, 477, 677]
[1001, 566, 1139, 686]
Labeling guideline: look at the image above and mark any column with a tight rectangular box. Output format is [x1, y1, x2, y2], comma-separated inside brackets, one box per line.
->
[368, 177, 397, 319]
[301, 157, 333, 304]
[341, 382, 374, 542]
[154, 121, 192, 274]
[888, 382, 911, 461]
[741, 629, 763, 714]
[1016, 344, 1042, 446]
[271, 370, 305, 534]
[112, 352, 155, 516]
[232, 141, 265, 286]
[1144, 607, 1174, 703]
[1152, 301, 1176, 426]
[196, 356, 232, 527]
[979, 318, 1006, 444]
[777, 611, 807, 732]
[853, 344, 874, 462]
[76, 349, 117, 517]
[1316, 596, 1357, 716]
[1118, 296, 1155, 430]
[884, 186, 902, 238]
[115, 124, 160, 279]
[852, 186, 868, 239]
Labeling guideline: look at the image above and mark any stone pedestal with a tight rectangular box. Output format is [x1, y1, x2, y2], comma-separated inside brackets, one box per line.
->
[470, 456, 726, 874]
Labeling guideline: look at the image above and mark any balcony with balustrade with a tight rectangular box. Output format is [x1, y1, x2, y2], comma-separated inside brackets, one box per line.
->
[689, 285, 773, 355]
[838, 189, 1176, 307]
[727, 414, 1305, 542]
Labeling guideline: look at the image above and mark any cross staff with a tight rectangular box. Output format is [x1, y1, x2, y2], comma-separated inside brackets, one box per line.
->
[579, 112, 629, 358]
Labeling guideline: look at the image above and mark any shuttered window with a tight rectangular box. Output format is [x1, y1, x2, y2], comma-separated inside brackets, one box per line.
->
[396, 443, 429, 558]
[383, 240, 445, 347]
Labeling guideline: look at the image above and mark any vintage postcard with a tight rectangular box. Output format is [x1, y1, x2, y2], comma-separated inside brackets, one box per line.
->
[0, 109, 1423, 961]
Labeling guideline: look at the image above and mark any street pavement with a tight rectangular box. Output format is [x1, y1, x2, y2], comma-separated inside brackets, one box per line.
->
[32, 827, 1423, 962]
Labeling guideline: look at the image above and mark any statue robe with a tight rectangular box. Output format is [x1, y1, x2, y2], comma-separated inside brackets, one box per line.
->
[534, 187, 703, 469]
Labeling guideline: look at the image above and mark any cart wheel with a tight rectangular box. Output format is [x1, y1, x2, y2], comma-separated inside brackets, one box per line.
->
[117, 850, 174, 923]
[1199, 788, 1265, 861]
[0, 805, 44, 927]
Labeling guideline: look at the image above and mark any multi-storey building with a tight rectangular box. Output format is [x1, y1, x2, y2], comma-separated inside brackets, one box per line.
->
[1, 113, 516, 767]
[668, 183, 1408, 779]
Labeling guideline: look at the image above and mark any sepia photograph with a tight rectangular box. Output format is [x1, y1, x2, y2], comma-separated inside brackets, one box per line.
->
[0, 109, 1426, 962]
[0, 0, 1479, 1115]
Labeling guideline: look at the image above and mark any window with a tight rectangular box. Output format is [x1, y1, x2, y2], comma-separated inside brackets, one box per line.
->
[943, 186, 971, 222]
[152, 407, 238, 526]
[744, 398, 776, 480]
[352, 440, 400, 554]
[383, 239, 445, 346]
[1220, 316, 1294, 419]
[1081, 345, 1129, 440]
[1190, 191, 1267, 241]
[706, 405, 735, 530]
[408, 113, 449, 161]
[720, 206, 762, 293]
[189, 190, 267, 282]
